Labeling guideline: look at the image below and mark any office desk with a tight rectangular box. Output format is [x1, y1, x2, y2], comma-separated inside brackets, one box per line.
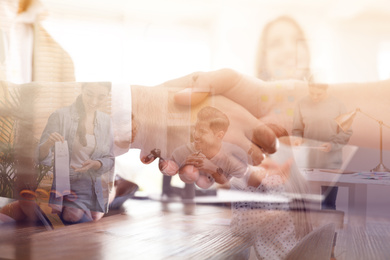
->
[0, 200, 252, 260]
[2, 197, 390, 259]
[303, 169, 390, 226]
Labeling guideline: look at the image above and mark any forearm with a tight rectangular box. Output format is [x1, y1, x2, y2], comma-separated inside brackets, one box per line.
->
[171, 68, 307, 118]
[130, 85, 176, 159]
[38, 142, 52, 162]
[93, 157, 114, 176]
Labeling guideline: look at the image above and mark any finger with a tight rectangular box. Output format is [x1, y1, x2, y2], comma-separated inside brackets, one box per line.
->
[187, 157, 202, 164]
[74, 166, 88, 172]
[209, 96, 271, 165]
[82, 160, 93, 167]
[159, 159, 179, 176]
[140, 151, 158, 164]
[52, 132, 64, 142]
[248, 143, 266, 166]
[251, 124, 277, 154]
[178, 165, 199, 183]
[174, 88, 209, 106]
[185, 159, 195, 165]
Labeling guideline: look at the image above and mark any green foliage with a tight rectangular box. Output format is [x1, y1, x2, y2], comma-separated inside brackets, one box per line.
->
[0, 139, 52, 198]
[0, 142, 15, 198]
[0, 84, 52, 198]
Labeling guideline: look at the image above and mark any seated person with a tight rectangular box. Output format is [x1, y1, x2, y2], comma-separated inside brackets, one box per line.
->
[38, 83, 114, 224]
[170, 106, 248, 189]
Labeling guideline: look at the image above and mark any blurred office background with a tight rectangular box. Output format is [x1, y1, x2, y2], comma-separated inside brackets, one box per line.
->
[37, 0, 390, 208]
[40, 0, 390, 84]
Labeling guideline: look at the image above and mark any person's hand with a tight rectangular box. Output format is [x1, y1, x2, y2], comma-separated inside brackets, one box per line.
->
[45, 132, 64, 147]
[185, 153, 229, 184]
[71, 160, 102, 173]
[39, 132, 65, 161]
[196, 174, 214, 189]
[196, 157, 217, 174]
[320, 142, 332, 152]
[129, 69, 307, 184]
[293, 137, 303, 146]
[178, 164, 199, 183]
[171, 69, 295, 164]
[130, 70, 280, 168]
[184, 152, 206, 168]
[159, 159, 179, 176]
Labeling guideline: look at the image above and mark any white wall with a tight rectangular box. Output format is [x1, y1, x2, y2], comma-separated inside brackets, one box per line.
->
[41, 0, 390, 84]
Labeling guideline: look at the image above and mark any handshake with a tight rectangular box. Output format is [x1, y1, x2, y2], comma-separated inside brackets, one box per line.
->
[144, 148, 229, 189]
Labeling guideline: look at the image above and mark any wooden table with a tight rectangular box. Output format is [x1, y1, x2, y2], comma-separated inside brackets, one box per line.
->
[0, 199, 252, 260]
[2, 197, 390, 259]
[334, 221, 390, 260]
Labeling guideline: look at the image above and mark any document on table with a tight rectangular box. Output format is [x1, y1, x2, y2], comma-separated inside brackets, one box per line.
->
[54, 141, 70, 197]
[351, 172, 390, 181]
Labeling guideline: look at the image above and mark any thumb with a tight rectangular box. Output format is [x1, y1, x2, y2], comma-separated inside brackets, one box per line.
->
[173, 72, 212, 106]
[174, 88, 209, 106]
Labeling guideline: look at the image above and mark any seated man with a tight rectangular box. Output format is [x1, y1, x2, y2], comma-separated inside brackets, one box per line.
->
[171, 106, 248, 189]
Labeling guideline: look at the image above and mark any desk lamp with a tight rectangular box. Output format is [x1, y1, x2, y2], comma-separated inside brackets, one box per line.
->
[335, 108, 390, 172]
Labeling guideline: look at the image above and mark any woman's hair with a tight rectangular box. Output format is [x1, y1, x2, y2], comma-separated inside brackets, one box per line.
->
[76, 82, 111, 146]
[256, 15, 311, 81]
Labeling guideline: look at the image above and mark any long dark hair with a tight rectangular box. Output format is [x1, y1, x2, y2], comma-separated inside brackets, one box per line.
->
[75, 94, 88, 146]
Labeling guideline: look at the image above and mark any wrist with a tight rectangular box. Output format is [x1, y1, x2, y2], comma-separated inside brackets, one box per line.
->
[43, 140, 53, 150]
[95, 160, 103, 170]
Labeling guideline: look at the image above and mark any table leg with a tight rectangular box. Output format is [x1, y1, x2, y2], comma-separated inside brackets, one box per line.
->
[348, 184, 367, 227]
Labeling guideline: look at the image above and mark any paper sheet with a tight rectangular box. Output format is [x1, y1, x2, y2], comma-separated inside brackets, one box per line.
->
[54, 141, 70, 197]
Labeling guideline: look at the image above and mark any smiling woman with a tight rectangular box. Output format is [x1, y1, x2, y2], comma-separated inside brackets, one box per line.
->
[37, 82, 114, 224]
[256, 15, 311, 81]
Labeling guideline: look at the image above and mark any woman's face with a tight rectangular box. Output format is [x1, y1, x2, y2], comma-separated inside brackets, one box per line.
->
[264, 20, 310, 80]
[82, 84, 110, 113]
